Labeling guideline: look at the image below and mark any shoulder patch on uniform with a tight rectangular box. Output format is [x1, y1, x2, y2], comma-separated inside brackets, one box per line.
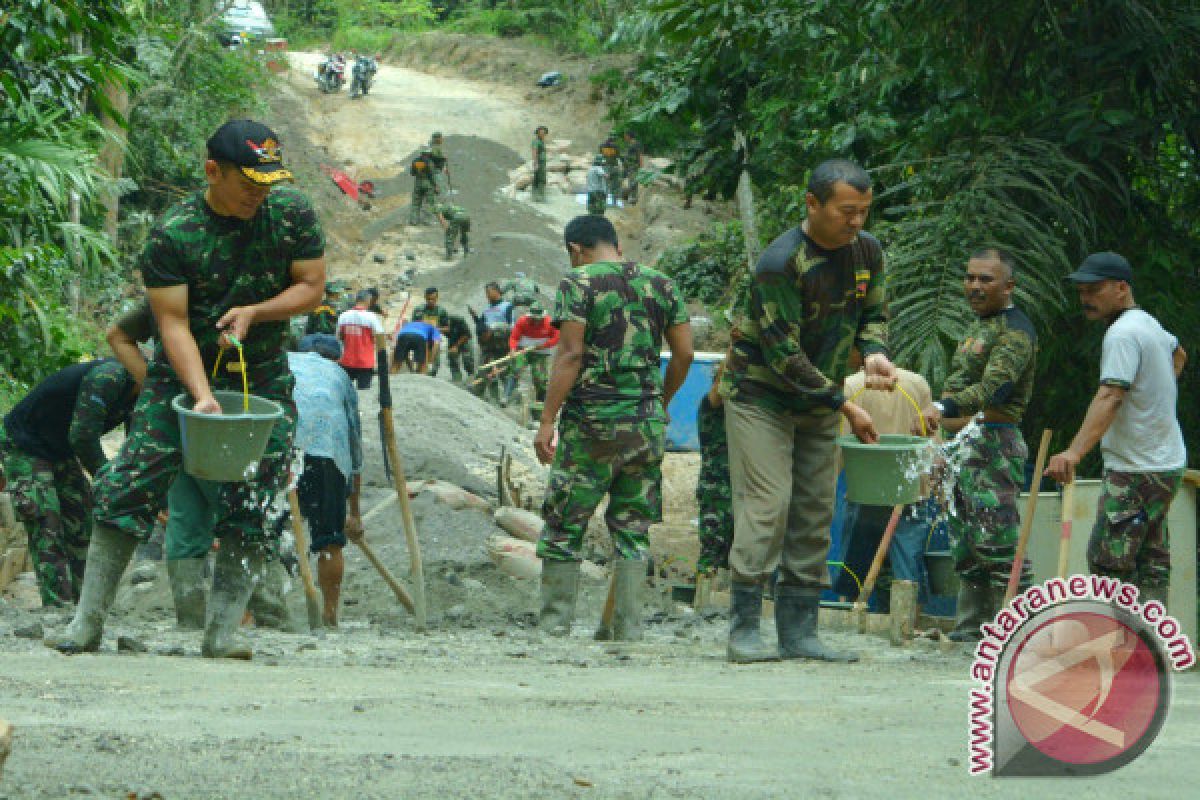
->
[755, 226, 805, 276]
[1003, 307, 1037, 342]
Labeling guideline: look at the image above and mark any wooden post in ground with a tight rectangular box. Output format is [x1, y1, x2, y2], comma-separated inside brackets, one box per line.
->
[889, 580, 919, 646]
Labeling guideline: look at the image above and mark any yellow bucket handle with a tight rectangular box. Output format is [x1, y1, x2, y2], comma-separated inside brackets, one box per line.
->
[211, 334, 250, 412]
[838, 383, 928, 438]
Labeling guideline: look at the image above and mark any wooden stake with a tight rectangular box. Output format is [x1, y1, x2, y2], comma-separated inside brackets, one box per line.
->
[852, 504, 904, 633]
[889, 580, 919, 646]
[380, 406, 428, 630]
[1004, 429, 1054, 605]
[347, 531, 416, 614]
[286, 489, 323, 631]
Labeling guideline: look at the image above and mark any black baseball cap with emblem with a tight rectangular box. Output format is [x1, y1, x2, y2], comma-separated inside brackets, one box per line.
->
[206, 119, 294, 186]
[1066, 251, 1134, 284]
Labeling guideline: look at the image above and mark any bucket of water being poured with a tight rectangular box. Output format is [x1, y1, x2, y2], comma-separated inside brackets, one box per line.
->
[173, 390, 282, 482]
[838, 434, 933, 506]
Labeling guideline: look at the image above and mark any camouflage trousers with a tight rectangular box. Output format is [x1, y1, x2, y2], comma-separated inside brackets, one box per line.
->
[531, 166, 547, 201]
[695, 396, 732, 575]
[409, 186, 435, 225]
[537, 414, 665, 563]
[587, 191, 607, 216]
[91, 361, 297, 556]
[605, 166, 621, 204]
[1087, 469, 1183, 591]
[473, 338, 512, 404]
[0, 427, 90, 606]
[446, 345, 476, 382]
[444, 217, 470, 256]
[514, 351, 551, 403]
[949, 424, 1033, 589]
[622, 169, 640, 205]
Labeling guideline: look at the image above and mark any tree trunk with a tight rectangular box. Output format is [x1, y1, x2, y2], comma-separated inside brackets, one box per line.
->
[98, 77, 130, 245]
[733, 130, 760, 270]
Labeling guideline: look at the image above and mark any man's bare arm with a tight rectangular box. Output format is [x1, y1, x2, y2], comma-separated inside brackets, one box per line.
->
[662, 323, 693, 411]
[106, 323, 147, 385]
[1174, 344, 1187, 378]
[534, 320, 585, 464]
[148, 285, 218, 413]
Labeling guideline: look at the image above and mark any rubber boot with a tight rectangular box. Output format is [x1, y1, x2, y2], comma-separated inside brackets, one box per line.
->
[246, 560, 296, 632]
[166, 557, 209, 630]
[461, 233, 470, 254]
[538, 559, 580, 636]
[727, 582, 779, 663]
[776, 586, 858, 662]
[201, 538, 262, 660]
[948, 578, 993, 642]
[45, 525, 137, 654]
[609, 558, 646, 642]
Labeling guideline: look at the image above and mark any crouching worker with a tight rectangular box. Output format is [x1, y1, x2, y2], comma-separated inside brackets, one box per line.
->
[291, 334, 364, 627]
[534, 215, 692, 641]
[0, 360, 138, 607]
[46, 119, 325, 659]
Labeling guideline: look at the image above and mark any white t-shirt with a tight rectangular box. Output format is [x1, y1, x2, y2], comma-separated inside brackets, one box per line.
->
[1098, 308, 1186, 472]
[337, 306, 383, 370]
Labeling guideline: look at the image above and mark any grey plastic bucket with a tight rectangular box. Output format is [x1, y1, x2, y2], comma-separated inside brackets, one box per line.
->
[924, 550, 960, 596]
[837, 433, 932, 506]
[173, 390, 282, 482]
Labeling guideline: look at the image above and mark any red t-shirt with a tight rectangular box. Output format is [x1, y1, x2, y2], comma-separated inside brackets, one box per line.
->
[337, 306, 383, 369]
[509, 315, 560, 351]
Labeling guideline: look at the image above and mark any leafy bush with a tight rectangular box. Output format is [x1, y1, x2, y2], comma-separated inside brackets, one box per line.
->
[655, 221, 745, 310]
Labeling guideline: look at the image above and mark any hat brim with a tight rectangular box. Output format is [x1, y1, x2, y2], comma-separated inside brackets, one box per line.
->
[1065, 270, 1129, 284]
[240, 164, 293, 186]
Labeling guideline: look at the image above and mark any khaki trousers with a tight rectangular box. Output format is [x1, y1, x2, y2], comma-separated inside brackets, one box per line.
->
[726, 399, 838, 588]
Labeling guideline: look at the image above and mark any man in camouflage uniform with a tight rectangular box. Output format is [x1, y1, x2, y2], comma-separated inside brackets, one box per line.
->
[305, 281, 344, 336]
[434, 201, 470, 259]
[408, 148, 438, 225]
[534, 215, 693, 641]
[920, 248, 1037, 643]
[586, 155, 609, 216]
[0, 361, 138, 606]
[444, 313, 476, 383]
[531, 125, 548, 202]
[1047, 252, 1187, 607]
[428, 132, 451, 195]
[599, 134, 622, 207]
[501, 271, 540, 319]
[724, 159, 894, 664]
[47, 120, 325, 659]
[695, 362, 733, 576]
[620, 130, 645, 206]
[471, 282, 515, 406]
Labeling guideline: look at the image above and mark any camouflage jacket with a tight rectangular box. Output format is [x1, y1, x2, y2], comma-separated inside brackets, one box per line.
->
[446, 314, 472, 347]
[532, 137, 547, 169]
[411, 156, 437, 190]
[553, 260, 688, 423]
[2, 359, 136, 474]
[502, 277, 540, 306]
[412, 303, 450, 331]
[940, 306, 1037, 421]
[428, 146, 448, 172]
[726, 228, 887, 415]
[139, 187, 325, 385]
[436, 203, 468, 223]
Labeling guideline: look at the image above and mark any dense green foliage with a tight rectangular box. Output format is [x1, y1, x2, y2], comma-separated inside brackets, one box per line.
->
[617, 0, 1200, 470]
[1, 1, 272, 410]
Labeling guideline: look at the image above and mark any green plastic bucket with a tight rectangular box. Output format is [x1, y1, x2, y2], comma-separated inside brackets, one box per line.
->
[172, 390, 283, 482]
[837, 434, 932, 506]
[924, 550, 960, 596]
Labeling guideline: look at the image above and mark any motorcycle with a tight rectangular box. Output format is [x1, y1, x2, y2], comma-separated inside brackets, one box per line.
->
[315, 55, 346, 94]
[349, 55, 377, 99]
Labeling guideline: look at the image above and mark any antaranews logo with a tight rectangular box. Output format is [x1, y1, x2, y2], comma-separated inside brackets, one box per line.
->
[967, 575, 1195, 777]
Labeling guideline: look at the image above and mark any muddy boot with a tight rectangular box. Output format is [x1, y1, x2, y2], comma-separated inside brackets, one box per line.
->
[948, 578, 993, 643]
[607, 558, 646, 642]
[246, 560, 295, 632]
[45, 525, 136, 654]
[538, 559, 579, 636]
[727, 582, 779, 663]
[776, 586, 858, 662]
[201, 538, 262, 660]
[166, 557, 208, 631]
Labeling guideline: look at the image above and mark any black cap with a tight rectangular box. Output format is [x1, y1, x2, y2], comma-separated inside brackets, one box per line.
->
[206, 120, 293, 186]
[425, 286, 438, 295]
[1066, 252, 1133, 284]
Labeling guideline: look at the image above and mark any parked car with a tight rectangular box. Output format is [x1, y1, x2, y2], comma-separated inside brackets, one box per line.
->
[218, 1, 275, 45]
